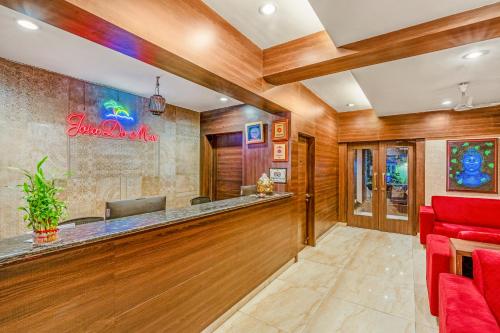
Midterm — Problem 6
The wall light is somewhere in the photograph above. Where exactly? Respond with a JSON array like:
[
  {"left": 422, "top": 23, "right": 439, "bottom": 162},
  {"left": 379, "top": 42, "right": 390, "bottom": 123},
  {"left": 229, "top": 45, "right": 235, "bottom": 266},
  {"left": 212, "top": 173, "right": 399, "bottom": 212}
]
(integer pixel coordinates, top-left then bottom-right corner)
[
  {"left": 219, "top": 97, "right": 228, "bottom": 102},
  {"left": 441, "top": 100, "right": 452, "bottom": 106},
  {"left": 17, "top": 19, "right": 39, "bottom": 30},
  {"left": 346, "top": 103, "right": 355, "bottom": 107}
]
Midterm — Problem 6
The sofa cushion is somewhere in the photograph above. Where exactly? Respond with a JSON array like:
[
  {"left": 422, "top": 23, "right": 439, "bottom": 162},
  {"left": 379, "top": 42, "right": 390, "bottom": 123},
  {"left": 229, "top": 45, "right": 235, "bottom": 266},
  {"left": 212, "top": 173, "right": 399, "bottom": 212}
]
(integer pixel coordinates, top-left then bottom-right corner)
[
  {"left": 473, "top": 249, "right": 500, "bottom": 324},
  {"left": 432, "top": 196, "right": 500, "bottom": 229},
  {"left": 458, "top": 231, "right": 500, "bottom": 245},
  {"left": 434, "top": 222, "right": 500, "bottom": 240},
  {"left": 439, "top": 273, "right": 499, "bottom": 333},
  {"left": 426, "top": 234, "right": 450, "bottom": 316}
]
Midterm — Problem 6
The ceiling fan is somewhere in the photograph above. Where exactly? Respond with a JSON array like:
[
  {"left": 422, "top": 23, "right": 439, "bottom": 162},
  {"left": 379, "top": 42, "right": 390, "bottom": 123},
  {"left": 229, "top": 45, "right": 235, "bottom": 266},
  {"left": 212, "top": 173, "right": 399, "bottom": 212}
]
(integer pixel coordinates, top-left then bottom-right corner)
[{"left": 453, "top": 82, "right": 474, "bottom": 111}]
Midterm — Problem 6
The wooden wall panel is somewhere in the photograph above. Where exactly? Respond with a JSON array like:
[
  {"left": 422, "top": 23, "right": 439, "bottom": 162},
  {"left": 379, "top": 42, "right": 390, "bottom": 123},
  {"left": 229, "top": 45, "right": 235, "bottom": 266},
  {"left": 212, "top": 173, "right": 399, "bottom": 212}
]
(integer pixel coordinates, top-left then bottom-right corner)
[
  {"left": 0, "top": 197, "right": 296, "bottom": 333},
  {"left": 200, "top": 105, "right": 290, "bottom": 196},
  {"left": 415, "top": 139, "right": 426, "bottom": 233},
  {"left": 338, "top": 143, "right": 348, "bottom": 222},
  {"left": 339, "top": 107, "right": 500, "bottom": 142},
  {"left": 215, "top": 132, "right": 243, "bottom": 200},
  {"left": 200, "top": 96, "right": 339, "bottom": 242}
]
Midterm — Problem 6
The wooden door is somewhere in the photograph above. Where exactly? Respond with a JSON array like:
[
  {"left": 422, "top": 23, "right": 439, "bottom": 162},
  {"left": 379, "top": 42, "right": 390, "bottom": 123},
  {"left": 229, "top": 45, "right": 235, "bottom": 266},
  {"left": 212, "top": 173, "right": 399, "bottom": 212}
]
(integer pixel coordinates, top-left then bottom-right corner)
[
  {"left": 347, "top": 143, "right": 380, "bottom": 230},
  {"left": 298, "top": 134, "right": 315, "bottom": 250},
  {"left": 214, "top": 132, "right": 243, "bottom": 200},
  {"left": 378, "top": 141, "right": 415, "bottom": 235}
]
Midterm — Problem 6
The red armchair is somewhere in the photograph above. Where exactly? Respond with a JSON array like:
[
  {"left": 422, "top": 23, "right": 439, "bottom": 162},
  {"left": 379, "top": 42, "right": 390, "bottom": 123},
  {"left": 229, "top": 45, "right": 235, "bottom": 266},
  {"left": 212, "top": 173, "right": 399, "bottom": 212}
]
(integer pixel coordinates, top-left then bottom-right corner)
[
  {"left": 420, "top": 196, "right": 500, "bottom": 245},
  {"left": 439, "top": 249, "right": 500, "bottom": 333}
]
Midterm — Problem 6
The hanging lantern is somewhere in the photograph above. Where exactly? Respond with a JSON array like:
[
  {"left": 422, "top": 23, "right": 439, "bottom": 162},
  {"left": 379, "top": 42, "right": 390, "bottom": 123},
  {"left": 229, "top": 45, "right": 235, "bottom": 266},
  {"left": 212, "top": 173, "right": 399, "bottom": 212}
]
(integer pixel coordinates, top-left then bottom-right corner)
[{"left": 149, "top": 76, "right": 166, "bottom": 116}]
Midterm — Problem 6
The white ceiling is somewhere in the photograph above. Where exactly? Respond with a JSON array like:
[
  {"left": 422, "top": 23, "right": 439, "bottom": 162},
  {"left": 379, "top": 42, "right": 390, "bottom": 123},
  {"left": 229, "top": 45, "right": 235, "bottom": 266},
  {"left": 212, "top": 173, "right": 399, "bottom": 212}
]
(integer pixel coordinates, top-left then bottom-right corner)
[
  {"left": 352, "top": 37, "right": 500, "bottom": 116},
  {"left": 309, "top": 0, "right": 498, "bottom": 47},
  {"left": 202, "top": 0, "right": 324, "bottom": 49},
  {"left": 0, "top": 5, "right": 241, "bottom": 112},
  {"left": 303, "top": 71, "right": 371, "bottom": 112}
]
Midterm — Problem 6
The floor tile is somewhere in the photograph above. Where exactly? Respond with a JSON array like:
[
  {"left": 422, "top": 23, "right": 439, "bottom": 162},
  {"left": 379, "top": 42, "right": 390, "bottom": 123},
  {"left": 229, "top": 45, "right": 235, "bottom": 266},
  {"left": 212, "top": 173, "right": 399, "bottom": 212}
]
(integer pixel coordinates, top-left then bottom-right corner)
[
  {"left": 240, "top": 279, "right": 325, "bottom": 333},
  {"left": 328, "top": 269, "right": 415, "bottom": 320},
  {"left": 215, "top": 225, "right": 435, "bottom": 333},
  {"left": 278, "top": 259, "right": 340, "bottom": 293},
  {"left": 414, "top": 285, "right": 439, "bottom": 328},
  {"left": 215, "top": 311, "right": 283, "bottom": 333},
  {"left": 303, "top": 297, "right": 415, "bottom": 333}
]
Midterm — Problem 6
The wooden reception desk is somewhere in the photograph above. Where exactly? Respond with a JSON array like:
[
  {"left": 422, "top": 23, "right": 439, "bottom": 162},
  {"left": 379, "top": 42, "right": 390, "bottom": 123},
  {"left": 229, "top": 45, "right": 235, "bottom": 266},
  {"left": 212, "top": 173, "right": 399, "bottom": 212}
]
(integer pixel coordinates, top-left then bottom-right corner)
[{"left": 0, "top": 193, "right": 296, "bottom": 332}]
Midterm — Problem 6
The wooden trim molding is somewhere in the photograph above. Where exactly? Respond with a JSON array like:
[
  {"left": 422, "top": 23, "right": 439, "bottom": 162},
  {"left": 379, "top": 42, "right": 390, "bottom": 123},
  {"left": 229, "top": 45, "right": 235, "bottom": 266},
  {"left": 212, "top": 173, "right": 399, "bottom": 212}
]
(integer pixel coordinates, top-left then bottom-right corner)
[
  {"left": 338, "top": 106, "right": 500, "bottom": 143},
  {"left": 263, "top": 3, "right": 500, "bottom": 84}
]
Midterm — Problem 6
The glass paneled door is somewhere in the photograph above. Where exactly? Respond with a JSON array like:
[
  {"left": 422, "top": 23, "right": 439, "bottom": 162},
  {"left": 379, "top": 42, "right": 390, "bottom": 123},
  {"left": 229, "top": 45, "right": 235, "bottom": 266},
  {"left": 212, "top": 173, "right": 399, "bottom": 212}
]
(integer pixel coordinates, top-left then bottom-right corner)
[
  {"left": 347, "top": 141, "right": 415, "bottom": 235},
  {"left": 379, "top": 142, "right": 415, "bottom": 235},
  {"left": 347, "top": 143, "right": 379, "bottom": 230}
]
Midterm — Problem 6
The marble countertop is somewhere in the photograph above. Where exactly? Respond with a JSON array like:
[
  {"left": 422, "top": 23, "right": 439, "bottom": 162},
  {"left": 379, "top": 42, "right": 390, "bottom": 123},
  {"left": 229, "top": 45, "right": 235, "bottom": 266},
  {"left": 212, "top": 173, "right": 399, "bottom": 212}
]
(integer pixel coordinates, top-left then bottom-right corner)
[{"left": 0, "top": 192, "right": 293, "bottom": 266}]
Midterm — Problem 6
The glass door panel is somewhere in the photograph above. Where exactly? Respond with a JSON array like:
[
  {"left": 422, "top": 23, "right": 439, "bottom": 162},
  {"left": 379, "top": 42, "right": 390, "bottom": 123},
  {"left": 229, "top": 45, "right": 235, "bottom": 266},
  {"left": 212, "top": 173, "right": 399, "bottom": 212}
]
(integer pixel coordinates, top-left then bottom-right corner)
[
  {"left": 379, "top": 142, "right": 414, "bottom": 235},
  {"left": 347, "top": 144, "right": 379, "bottom": 230},
  {"left": 353, "top": 149, "right": 374, "bottom": 217},
  {"left": 385, "top": 147, "right": 409, "bottom": 221}
]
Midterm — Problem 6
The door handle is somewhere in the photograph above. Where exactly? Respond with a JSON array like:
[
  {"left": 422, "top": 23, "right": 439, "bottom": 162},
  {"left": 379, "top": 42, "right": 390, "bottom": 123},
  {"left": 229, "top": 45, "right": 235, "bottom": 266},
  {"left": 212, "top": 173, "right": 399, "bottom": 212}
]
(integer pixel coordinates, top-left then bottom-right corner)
[
  {"left": 373, "top": 172, "right": 378, "bottom": 191},
  {"left": 305, "top": 194, "right": 312, "bottom": 202},
  {"left": 381, "top": 172, "right": 386, "bottom": 191}
]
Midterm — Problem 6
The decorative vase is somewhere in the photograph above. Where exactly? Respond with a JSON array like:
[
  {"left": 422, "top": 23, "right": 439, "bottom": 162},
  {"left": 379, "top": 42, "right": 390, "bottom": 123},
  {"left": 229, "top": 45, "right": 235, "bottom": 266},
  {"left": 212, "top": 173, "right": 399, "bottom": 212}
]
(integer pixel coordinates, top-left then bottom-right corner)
[
  {"left": 33, "top": 228, "right": 59, "bottom": 246},
  {"left": 256, "top": 173, "right": 274, "bottom": 197}
]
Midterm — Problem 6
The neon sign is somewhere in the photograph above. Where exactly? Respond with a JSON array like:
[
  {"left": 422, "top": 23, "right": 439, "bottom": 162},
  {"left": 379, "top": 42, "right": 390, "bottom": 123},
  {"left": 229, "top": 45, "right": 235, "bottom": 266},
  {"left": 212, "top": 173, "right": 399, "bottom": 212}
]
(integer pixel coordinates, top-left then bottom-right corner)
[
  {"left": 66, "top": 113, "right": 158, "bottom": 143},
  {"left": 103, "top": 100, "right": 134, "bottom": 121}
]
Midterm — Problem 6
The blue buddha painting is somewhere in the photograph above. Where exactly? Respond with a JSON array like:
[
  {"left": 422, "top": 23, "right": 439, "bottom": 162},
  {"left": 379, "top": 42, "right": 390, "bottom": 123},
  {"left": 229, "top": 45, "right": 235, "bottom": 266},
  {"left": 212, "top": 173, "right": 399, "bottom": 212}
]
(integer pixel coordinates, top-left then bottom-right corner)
[{"left": 447, "top": 139, "right": 497, "bottom": 193}]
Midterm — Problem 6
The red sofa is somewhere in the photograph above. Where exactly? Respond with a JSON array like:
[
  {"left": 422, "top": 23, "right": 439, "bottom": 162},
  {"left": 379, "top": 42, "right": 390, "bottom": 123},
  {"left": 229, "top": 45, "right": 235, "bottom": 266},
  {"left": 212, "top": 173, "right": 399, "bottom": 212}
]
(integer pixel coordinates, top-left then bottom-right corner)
[
  {"left": 426, "top": 231, "right": 500, "bottom": 316},
  {"left": 420, "top": 196, "right": 500, "bottom": 245},
  {"left": 439, "top": 249, "right": 500, "bottom": 333}
]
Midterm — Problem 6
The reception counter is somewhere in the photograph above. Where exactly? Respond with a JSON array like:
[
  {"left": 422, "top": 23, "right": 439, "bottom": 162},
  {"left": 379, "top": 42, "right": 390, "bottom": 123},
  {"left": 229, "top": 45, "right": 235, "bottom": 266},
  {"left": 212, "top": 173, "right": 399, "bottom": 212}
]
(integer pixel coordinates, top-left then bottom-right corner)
[{"left": 0, "top": 193, "right": 296, "bottom": 332}]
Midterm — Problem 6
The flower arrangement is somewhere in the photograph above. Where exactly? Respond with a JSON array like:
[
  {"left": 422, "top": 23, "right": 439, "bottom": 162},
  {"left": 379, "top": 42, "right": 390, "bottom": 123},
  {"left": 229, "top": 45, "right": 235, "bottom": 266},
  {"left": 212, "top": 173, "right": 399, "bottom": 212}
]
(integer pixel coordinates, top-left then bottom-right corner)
[{"left": 18, "top": 156, "right": 67, "bottom": 244}]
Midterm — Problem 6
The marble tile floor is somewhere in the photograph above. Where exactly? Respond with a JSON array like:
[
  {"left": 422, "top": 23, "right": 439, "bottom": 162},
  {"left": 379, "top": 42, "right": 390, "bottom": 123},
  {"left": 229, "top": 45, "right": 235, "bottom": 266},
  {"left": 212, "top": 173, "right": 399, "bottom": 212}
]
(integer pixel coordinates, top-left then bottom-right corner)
[{"left": 215, "top": 224, "right": 439, "bottom": 333}]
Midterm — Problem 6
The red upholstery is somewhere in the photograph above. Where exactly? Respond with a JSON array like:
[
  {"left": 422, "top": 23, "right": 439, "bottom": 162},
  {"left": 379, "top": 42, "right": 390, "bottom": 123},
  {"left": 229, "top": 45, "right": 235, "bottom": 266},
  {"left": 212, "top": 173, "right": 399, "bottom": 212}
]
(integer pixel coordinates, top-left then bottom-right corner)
[
  {"left": 459, "top": 231, "right": 500, "bottom": 245},
  {"left": 419, "top": 196, "right": 500, "bottom": 244},
  {"left": 439, "top": 274, "right": 499, "bottom": 333},
  {"left": 420, "top": 205, "right": 435, "bottom": 244},
  {"left": 473, "top": 249, "right": 500, "bottom": 324},
  {"left": 432, "top": 196, "right": 500, "bottom": 228},
  {"left": 434, "top": 222, "right": 500, "bottom": 240},
  {"left": 426, "top": 234, "right": 450, "bottom": 316}
]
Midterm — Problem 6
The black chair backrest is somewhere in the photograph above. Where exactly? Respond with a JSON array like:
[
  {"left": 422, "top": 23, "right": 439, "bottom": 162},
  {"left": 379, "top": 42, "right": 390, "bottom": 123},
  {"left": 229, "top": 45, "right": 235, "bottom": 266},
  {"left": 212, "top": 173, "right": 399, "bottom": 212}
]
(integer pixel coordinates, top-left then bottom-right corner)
[
  {"left": 105, "top": 196, "right": 166, "bottom": 220},
  {"left": 240, "top": 185, "right": 257, "bottom": 196},
  {"left": 190, "top": 196, "right": 211, "bottom": 205},
  {"left": 60, "top": 217, "right": 103, "bottom": 226}
]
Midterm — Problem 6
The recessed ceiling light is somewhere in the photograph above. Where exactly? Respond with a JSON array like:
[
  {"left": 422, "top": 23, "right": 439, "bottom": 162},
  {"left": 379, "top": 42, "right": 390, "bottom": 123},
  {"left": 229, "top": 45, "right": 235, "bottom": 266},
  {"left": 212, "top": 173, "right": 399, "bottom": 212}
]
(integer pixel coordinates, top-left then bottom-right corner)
[
  {"left": 463, "top": 50, "right": 489, "bottom": 60},
  {"left": 259, "top": 3, "right": 277, "bottom": 16},
  {"left": 219, "top": 97, "right": 228, "bottom": 102},
  {"left": 16, "top": 19, "right": 39, "bottom": 30},
  {"left": 441, "top": 100, "right": 452, "bottom": 106},
  {"left": 346, "top": 103, "right": 355, "bottom": 107}
]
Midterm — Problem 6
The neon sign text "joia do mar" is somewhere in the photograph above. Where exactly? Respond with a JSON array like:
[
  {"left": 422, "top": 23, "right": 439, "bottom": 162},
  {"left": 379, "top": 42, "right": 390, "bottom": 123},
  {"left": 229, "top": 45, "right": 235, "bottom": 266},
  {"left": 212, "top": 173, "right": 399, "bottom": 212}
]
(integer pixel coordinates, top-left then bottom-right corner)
[{"left": 65, "top": 113, "right": 159, "bottom": 143}]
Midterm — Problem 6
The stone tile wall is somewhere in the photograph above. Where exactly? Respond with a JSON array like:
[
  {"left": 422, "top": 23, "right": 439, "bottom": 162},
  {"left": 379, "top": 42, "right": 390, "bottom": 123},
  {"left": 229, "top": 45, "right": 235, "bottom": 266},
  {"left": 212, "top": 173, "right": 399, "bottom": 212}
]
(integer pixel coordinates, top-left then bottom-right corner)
[{"left": 0, "top": 57, "right": 200, "bottom": 239}]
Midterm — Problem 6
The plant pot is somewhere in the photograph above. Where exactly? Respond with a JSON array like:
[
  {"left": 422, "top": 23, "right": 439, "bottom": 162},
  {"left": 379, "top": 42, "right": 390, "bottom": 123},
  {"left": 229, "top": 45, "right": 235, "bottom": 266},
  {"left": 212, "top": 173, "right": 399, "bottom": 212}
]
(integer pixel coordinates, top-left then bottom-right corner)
[{"left": 33, "top": 228, "right": 59, "bottom": 245}]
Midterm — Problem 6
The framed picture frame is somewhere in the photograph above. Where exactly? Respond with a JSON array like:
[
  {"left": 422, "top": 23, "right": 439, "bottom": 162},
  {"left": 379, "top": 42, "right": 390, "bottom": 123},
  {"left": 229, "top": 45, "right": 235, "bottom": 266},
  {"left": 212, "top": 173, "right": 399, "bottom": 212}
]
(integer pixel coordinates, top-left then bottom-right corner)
[
  {"left": 273, "top": 142, "right": 288, "bottom": 162},
  {"left": 272, "top": 119, "right": 289, "bottom": 141},
  {"left": 245, "top": 121, "right": 264, "bottom": 144},
  {"left": 269, "top": 168, "right": 287, "bottom": 184},
  {"left": 446, "top": 138, "right": 498, "bottom": 194}
]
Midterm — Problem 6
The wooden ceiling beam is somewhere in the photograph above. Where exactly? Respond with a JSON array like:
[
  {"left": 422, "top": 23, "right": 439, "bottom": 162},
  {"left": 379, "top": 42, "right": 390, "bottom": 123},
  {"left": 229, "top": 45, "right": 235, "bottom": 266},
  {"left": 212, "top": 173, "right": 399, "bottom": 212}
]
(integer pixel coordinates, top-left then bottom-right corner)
[{"left": 263, "top": 3, "right": 500, "bottom": 85}]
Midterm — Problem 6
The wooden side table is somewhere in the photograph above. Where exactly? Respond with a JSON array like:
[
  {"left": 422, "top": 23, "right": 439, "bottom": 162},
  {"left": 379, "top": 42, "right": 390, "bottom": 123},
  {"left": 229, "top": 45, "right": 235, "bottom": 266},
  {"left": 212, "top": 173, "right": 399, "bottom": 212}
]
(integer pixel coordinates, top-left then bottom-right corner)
[{"left": 449, "top": 238, "right": 500, "bottom": 275}]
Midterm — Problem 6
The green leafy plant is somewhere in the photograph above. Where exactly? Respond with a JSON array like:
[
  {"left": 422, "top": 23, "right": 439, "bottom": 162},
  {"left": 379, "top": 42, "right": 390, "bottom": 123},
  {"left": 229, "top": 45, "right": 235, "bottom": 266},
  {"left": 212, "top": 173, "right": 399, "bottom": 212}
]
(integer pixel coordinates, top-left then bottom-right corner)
[{"left": 17, "top": 157, "right": 67, "bottom": 231}]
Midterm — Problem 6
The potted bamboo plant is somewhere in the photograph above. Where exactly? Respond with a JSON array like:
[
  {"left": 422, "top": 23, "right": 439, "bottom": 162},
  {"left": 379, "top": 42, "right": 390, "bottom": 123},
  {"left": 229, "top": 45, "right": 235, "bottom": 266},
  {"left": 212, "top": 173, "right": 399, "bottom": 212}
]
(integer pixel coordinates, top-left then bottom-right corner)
[{"left": 18, "top": 156, "right": 67, "bottom": 245}]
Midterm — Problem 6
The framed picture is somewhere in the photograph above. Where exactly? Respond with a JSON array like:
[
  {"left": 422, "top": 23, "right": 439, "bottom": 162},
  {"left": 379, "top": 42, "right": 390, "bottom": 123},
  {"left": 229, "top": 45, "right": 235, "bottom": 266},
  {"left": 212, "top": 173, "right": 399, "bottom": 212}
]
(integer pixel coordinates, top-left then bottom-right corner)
[
  {"left": 269, "top": 168, "right": 287, "bottom": 184},
  {"left": 446, "top": 138, "right": 498, "bottom": 193},
  {"left": 273, "top": 142, "right": 288, "bottom": 162},
  {"left": 272, "top": 119, "right": 289, "bottom": 141},
  {"left": 245, "top": 121, "right": 264, "bottom": 144}
]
